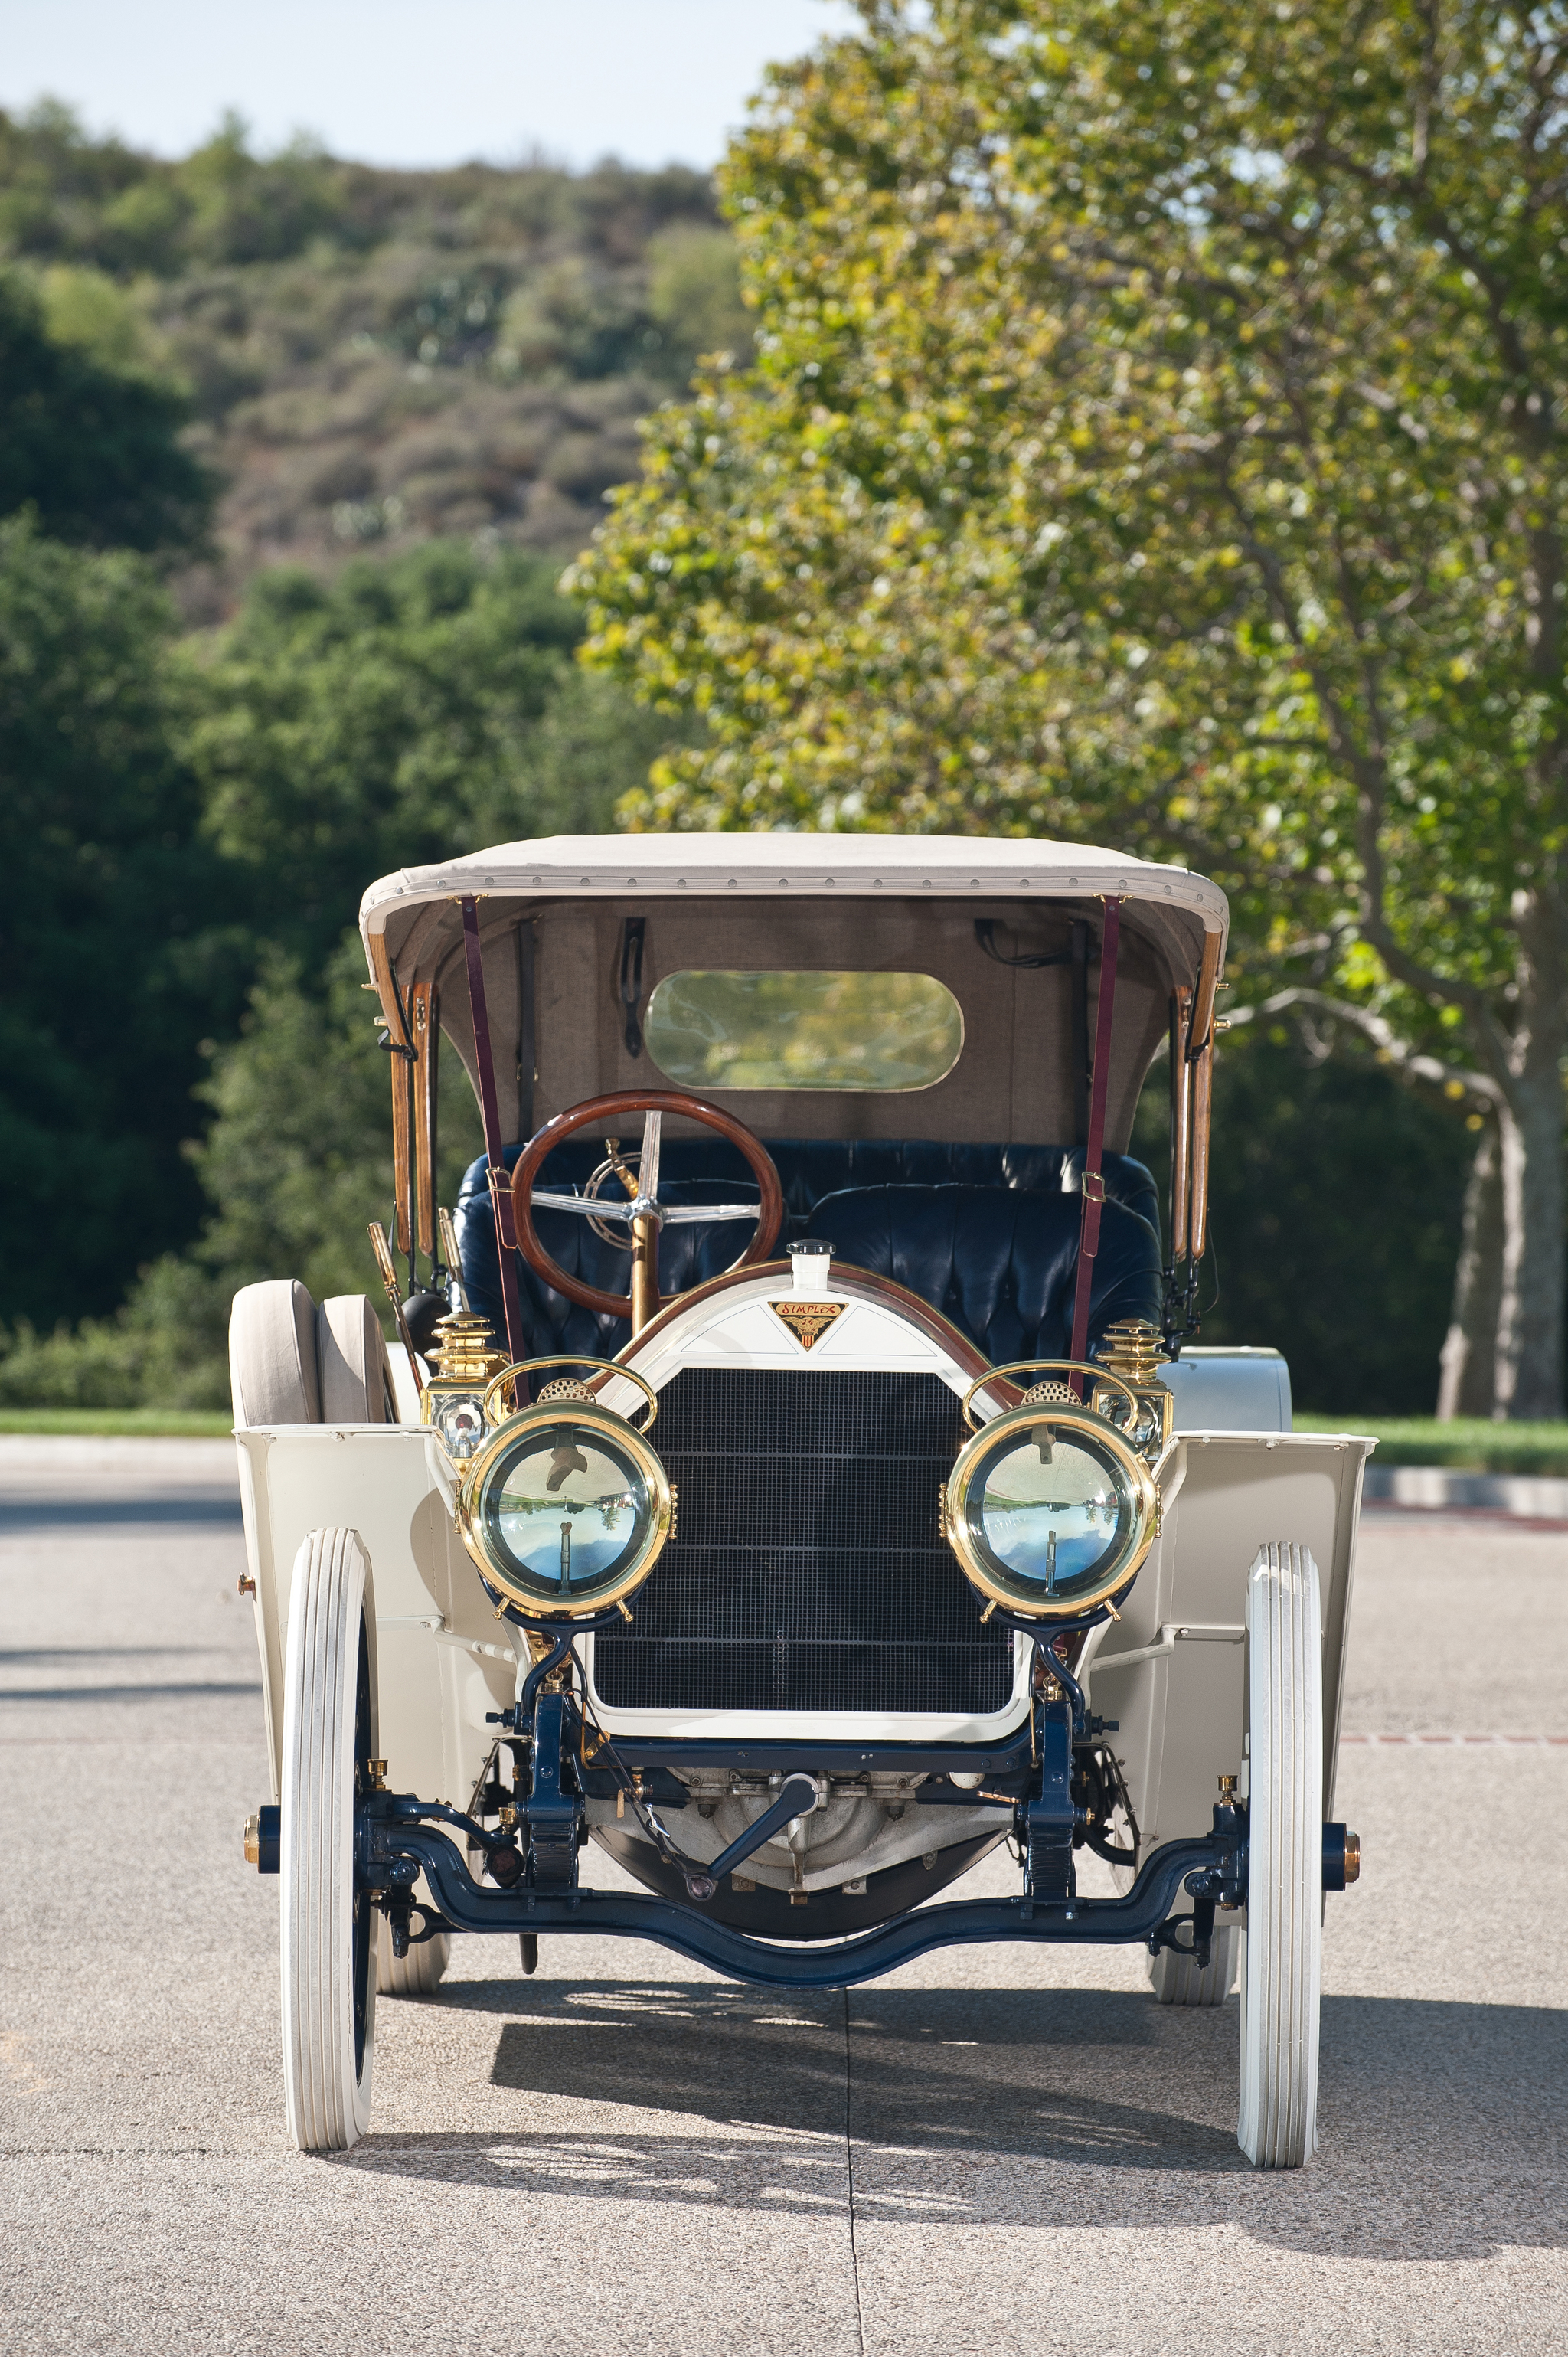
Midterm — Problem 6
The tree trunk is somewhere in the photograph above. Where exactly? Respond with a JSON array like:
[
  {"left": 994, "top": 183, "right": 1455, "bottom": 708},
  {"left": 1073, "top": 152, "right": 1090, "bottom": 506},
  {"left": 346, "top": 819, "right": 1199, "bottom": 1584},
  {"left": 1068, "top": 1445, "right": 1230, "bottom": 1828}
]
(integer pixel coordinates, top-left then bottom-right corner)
[
  {"left": 1491, "top": 1079, "right": 1565, "bottom": 1418},
  {"left": 1488, "top": 890, "right": 1566, "bottom": 1422},
  {"left": 1436, "top": 1123, "right": 1503, "bottom": 1420}
]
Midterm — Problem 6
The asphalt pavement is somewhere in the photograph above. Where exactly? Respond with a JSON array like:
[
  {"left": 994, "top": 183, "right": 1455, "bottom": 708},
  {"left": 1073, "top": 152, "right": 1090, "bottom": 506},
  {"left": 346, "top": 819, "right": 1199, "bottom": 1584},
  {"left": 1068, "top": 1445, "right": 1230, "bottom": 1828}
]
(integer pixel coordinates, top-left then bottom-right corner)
[{"left": 1, "top": 1436, "right": 1564, "bottom": 2356}]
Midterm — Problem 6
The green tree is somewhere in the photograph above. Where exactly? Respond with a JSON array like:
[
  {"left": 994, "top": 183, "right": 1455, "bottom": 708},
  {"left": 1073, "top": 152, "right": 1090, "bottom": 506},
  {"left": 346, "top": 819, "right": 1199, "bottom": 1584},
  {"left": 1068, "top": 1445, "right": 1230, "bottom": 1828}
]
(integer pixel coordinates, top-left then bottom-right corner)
[
  {"left": 0, "top": 518, "right": 246, "bottom": 1329},
  {"left": 645, "top": 223, "right": 755, "bottom": 380},
  {"left": 0, "top": 943, "right": 484, "bottom": 1411},
  {"left": 2, "top": 538, "right": 678, "bottom": 1401},
  {"left": 175, "top": 538, "right": 682, "bottom": 1309},
  {"left": 63, "top": 546, "right": 676, "bottom": 1395},
  {"left": 1134, "top": 1029, "right": 1472, "bottom": 1414},
  {"left": 572, "top": 0, "right": 1568, "bottom": 1417},
  {"left": 0, "top": 272, "right": 211, "bottom": 549},
  {"left": 188, "top": 540, "right": 678, "bottom": 972}
]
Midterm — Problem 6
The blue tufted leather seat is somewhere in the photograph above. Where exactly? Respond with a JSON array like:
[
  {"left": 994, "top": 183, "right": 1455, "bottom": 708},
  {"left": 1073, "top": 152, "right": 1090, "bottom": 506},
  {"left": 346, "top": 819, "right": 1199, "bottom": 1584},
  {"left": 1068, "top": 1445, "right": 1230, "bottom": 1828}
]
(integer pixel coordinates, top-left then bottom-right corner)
[
  {"left": 806, "top": 1185, "right": 1161, "bottom": 1365},
  {"left": 739, "top": 1139, "right": 1158, "bottom": 1237},
  {"left": 456, "top": 1138, "right": 1162, "bottom": 1368}
]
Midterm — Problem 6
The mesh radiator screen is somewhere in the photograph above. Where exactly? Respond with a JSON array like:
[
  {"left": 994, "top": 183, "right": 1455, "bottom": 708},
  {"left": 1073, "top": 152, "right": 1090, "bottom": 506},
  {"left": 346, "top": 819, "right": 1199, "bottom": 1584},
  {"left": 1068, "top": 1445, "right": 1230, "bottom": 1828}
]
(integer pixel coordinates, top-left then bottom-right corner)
[{"left": 593, "top": 1367, "right": 1014, "bottom": 1715}]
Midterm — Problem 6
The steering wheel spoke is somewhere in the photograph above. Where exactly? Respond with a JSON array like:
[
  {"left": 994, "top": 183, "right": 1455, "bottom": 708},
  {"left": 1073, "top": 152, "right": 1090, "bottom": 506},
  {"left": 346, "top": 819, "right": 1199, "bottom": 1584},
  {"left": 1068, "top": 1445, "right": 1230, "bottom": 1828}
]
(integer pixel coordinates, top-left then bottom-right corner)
[
  {"left": 639, "top": 1109, "right": 662, "bottom": 1204},
  {"left": 530, "top": 1192, "right": 761, "bottom": 1224},
  {"left": 512, "top": 1091, "right": 784, "bottom": 1326}
]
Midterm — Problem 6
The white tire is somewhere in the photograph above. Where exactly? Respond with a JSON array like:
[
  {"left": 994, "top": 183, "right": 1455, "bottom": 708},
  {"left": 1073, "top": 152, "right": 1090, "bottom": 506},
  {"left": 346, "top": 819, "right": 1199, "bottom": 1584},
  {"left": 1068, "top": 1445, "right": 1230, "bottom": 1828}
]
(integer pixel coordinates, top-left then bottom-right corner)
[
  {"left": 377, "top": 1916, "right": 450, "bottom": 1996},
  {"left": 1237, "top": 1541, "right": 1323, "bottom": 2169},
  {"left": 1150, "top": 1924, "right": 1240, "bottom": 2006},
  {"left": 281, "top": 1528, "right": 378, "bottom": 2152}
]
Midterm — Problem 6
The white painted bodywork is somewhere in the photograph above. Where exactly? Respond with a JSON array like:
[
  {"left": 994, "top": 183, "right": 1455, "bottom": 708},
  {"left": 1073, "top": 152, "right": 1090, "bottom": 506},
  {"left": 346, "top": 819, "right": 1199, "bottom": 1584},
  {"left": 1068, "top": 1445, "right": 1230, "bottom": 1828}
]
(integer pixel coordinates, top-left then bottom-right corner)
[
  {"left": 1086, "top": 1431, "right": 1374, "bottom": 1851},
  {"left": 237, "top": 1424, "right": 516, "bottom": 1809},
  {"left": 236, "top": 1285, "right": 1373, "bottom": 1898}
]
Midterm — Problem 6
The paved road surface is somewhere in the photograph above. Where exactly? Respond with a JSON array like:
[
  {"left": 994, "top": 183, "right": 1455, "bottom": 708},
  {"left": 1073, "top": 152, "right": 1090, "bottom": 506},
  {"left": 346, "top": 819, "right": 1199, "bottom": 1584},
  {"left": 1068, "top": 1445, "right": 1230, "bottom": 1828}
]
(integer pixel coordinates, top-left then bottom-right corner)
[{"left": 2, "top": 1438, "right": 1564, "bottom": 2355}]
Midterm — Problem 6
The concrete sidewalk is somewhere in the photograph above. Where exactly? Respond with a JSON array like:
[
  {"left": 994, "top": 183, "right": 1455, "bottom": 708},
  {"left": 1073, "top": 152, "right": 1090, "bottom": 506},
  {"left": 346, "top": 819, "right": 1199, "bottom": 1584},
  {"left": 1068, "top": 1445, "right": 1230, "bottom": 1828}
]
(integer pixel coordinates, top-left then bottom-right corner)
[{"left": 1363, "top": 1459, "right": 1568, "bottom": 1521}]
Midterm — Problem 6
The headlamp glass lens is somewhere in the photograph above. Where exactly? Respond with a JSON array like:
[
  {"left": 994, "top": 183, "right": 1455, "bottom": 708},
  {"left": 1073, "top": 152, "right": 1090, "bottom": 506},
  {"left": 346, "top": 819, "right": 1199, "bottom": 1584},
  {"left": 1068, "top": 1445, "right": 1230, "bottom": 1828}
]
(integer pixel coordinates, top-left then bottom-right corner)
[
  {"left": 964, "top": 1420, "right": 1135, "bottom": 1606},
  {"left": 478, "top": 1421, "right": 655, "bottom": 1603}
]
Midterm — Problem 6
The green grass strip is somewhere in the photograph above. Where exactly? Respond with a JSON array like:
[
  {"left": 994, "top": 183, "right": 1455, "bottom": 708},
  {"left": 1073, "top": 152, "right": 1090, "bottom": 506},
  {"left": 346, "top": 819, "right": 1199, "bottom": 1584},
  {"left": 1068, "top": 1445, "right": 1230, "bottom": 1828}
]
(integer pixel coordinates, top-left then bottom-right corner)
[
  {"left": 1293, "top": 1412, "right": 1568, "bottom": 1475},
  {"left": 4, "top": 1405, "right": 1566, "bottom": 1469},
  {"left": 0, "top": 1408, "right": 234, "bottom": 1437}
]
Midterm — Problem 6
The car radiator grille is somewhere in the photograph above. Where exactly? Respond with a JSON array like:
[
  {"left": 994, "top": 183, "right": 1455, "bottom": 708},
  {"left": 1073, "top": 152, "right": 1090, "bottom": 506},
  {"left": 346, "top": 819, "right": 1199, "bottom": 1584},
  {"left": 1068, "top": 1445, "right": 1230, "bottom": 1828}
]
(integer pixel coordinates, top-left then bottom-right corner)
[{"left": 593, "top": 1367, "right": 1014, "bottom": 1715}]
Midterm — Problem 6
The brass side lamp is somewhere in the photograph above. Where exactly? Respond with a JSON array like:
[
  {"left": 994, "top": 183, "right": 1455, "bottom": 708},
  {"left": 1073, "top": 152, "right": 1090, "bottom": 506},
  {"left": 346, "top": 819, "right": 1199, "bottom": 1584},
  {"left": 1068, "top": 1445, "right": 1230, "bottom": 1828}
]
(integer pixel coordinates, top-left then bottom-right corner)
[
  {"left": 421, "top": 1311, "right": 509, "bottom": 1462},
  {"left": 1092, "top": 1318, "right": 1175, "bottom": 1457}
]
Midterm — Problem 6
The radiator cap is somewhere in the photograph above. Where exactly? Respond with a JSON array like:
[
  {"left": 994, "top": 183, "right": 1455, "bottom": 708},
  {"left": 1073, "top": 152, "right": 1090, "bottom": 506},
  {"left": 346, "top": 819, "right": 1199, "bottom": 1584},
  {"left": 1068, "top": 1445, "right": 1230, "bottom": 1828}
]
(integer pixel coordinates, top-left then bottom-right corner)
[{"left": 790, "top": 1238, "right": 834, "bottom": 1298}]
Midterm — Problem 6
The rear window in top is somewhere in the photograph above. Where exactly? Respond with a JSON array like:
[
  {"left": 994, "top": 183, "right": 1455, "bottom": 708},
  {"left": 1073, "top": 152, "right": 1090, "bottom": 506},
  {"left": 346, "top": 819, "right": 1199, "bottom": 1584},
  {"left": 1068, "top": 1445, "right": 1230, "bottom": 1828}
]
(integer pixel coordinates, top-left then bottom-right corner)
[{"left": 643, "top": 970, "right": 963, "bottom": 1092}]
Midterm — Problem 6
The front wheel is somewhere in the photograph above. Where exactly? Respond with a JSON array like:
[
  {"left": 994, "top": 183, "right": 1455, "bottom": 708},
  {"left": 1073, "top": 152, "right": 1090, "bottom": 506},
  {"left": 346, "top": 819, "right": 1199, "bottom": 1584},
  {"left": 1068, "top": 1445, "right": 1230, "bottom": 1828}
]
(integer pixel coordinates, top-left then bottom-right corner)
[
  {"left": 281, "top": 1527, "right": 378, "bottom": 2151},
  {"left": 1237, "top": 1541, "right": 1323, "bottom": 2169}
]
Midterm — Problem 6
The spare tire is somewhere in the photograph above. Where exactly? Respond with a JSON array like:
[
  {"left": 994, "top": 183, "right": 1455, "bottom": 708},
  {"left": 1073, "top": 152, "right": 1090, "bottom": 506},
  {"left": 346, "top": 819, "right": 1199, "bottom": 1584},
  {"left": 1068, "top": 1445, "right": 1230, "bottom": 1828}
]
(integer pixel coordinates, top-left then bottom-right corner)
[
  {"left": 230, "top": 1280, "right": 322, "bottom": 1427},
  {"left": 318, "top": 1296, "right": 397, "bottom": 1424}
]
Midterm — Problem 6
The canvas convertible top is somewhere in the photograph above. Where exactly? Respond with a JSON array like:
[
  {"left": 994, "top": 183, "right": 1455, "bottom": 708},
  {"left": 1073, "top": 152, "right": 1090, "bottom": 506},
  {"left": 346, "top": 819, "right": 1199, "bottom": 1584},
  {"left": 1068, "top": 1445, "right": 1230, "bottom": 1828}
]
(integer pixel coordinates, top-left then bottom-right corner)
[
  {"left": 358, "top": 833, "right": 1228, "bottom": 1161},
  {"left": 361, "top": 831, "right": 1227, "bottom": 973}
]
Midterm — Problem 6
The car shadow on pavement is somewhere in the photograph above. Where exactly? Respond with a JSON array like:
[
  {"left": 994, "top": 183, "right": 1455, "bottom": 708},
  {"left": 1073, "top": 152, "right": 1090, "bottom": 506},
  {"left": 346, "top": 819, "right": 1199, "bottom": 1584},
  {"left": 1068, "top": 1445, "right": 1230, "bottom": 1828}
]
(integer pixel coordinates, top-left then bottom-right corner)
[
  {"left": 0, "top": 1496, "right": 243, "bottom": 1528},
  {"left": 334, "top": 1977, "right": 1566, "bottom": 2257},
  {"left": 0, "top": 1641, "right": 263, "bottom": 1705}
]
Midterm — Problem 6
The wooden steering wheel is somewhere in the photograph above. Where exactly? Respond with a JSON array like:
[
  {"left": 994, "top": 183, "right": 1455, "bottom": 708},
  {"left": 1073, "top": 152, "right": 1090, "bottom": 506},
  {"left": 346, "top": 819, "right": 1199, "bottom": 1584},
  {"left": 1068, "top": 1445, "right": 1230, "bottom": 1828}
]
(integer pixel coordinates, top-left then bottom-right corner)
[{"left": 511, "top": 1090, "right": 784, "bottom": 1326}]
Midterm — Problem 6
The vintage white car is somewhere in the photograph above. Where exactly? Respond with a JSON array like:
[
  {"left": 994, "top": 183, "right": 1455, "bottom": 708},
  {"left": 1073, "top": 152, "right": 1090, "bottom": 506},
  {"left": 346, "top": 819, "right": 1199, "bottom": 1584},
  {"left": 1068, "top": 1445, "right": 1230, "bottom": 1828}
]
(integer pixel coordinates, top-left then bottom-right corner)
[{"left": 232, "top": 833, "right": 1367, "bottom": 2166}]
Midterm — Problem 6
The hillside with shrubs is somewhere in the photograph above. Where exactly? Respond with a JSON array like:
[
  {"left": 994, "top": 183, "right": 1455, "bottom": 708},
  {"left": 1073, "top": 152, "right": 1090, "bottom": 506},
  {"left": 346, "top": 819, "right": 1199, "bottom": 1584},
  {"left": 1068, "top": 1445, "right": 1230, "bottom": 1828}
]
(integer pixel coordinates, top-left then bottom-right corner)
[{"left": 1, "top": 101, "right": 750, "bottom": 616}]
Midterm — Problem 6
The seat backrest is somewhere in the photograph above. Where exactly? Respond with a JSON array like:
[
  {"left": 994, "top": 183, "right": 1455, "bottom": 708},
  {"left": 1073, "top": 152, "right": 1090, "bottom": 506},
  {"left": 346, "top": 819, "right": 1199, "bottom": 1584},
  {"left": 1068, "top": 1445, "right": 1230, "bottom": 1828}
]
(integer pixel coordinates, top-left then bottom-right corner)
[
  {"left": 456, "top": 1137, "right": 1160, "bottom": 1344},
  {"left": 807, "top": 1185, "right": 1162, "bottom": 1365},
  {"left": 456, "top": 1142, "right": 1163, "bottom": 1369},
  {"left": 766, "top": 1139, "right": 1161, "bottom": 1237},
  {"left": 458, "top": 1136, "right": 1159, "bottom": 1233}
]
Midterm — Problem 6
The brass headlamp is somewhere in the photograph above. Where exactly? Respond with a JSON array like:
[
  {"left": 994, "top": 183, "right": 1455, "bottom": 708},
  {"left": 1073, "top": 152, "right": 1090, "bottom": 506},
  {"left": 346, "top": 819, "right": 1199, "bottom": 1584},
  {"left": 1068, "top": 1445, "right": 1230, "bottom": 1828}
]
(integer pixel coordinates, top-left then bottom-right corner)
[
  {"left": 941, "top": 1362, "right": 1160, "bottom": 1621},
  {"left": 454, "top": 1358, "right": 673, "bottom": 1620}
]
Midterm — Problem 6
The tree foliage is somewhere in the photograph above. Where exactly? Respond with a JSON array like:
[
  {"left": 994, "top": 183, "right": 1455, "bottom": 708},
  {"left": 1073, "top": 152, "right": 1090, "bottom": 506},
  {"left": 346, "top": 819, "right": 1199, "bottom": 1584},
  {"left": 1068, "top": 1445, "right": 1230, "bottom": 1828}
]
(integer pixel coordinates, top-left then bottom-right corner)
[
  {"left": 0, "top": 101, "right": 722, "bottom": 285},
  {"left": 573, "top": 0, "right": 1568, "bottom": 1412},
  {"left": 0, "top": 518, "right": 245, "bottom": 1329},
  {"left": 1136, "top": 1031, "right": 1472, "bottom": 1414},
  {"left": 185, "top": 540, "right": 681, "bottom": 972},
  {"left": 0, "top": 271, "right": 211, "bottom": 550},
  {"left": 184, "top": 939, "right": 481, "bottom": 1331},
  {"left": 0, "top": 525, "right": 680, "bottom": 1356}
]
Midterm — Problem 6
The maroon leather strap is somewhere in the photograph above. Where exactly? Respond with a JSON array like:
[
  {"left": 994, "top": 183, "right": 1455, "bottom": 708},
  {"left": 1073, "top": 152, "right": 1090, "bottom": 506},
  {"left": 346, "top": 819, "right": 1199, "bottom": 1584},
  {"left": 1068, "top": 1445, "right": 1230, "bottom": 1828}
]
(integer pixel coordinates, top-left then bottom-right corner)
[
  {"left": 459, "top": 895, "right": 525, "bottom": 1362},
  {"left": 1068, "top": 897, "right": 1122, "bottom": 1383}
]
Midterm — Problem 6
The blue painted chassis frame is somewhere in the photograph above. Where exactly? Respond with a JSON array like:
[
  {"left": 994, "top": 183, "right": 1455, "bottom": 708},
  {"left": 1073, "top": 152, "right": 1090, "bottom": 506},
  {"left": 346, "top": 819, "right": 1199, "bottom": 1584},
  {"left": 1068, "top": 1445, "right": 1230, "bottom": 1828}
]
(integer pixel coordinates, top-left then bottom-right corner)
[
  {"left": 356, "top": 1653, "right": 1256, "bottom": 1989},
  {"left": 364, "top": 1809, "right": 1244, "bottom": 1992}
]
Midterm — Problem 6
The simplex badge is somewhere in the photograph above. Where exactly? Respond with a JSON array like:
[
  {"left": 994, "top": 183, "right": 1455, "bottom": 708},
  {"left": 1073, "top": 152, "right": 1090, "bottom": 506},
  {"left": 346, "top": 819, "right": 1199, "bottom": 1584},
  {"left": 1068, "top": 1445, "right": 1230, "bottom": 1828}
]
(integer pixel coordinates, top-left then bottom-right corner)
[{"left": 768, "top": 1299, "right": 844, "bottom": 1350}]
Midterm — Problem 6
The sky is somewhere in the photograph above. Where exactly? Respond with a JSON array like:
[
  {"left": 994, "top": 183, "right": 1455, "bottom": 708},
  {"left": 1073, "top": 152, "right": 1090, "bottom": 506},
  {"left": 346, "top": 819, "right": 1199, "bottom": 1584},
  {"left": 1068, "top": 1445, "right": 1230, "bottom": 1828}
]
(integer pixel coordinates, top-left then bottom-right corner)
[{"left": 2, "top": 0, "right": 861, "bottom": 172}]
